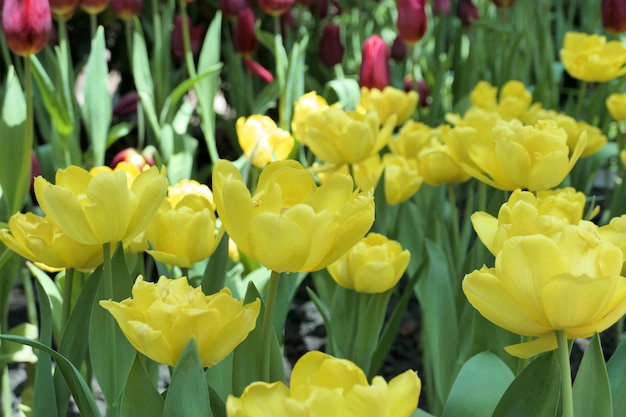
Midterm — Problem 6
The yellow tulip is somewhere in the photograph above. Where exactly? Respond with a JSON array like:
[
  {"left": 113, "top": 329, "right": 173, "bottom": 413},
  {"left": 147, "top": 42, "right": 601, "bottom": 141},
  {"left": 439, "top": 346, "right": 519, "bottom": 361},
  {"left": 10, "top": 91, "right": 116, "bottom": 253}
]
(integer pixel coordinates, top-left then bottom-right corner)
[
  {"left": 358, "top": 86, "right": 418, "bottom": 127},
  {"left": 600, "top": 215, "right": 626, "bottom": 274},
  {"left": 471, "top": 188, "right": 587, "bottom": 255},
  {"left": 497, "top": 80, "right": 532, "bottom": 120},
  {"left": 448, "top": 119, "right": 585, "bottom": 191},
  {"left": 351, "top": 154, "right": 383, "bottom": 192},
  {"left": 291, "top": 91, "right": 333, "bottom": 145},
  {"left": 237, "top": 115, "right": 294, "bottom": 168},
  {"left": 382, "top": 153, "right": 422, "bottom": 205},
  {"left": 303, "top": 108, "right": 395, "bottom": 165},
  {"left": 470, "top": 81, "right": 498, "bottom": 111},
  {"left": 391, "top": 120, "right": 439, "bottom": 157},
  {"left": 607, "top": 92, "right": 626, "bottom": 122},
  {"left": 463, "top": 221, "right": 626, "bottom": 358},
  {"left": 560, "top": 32, "right": 626, "bottom": 82},
  {"left": 212, "top": 159, "right": 375, "bottom": 273},
  {"left": 226, "top": 350, "right": 421, "bottom": 417},
  {"left": 34, "top": 165, "right": 168, "bottom": 245},
  {"left": 327, "top": 233, "right": 410, "bottom": 293},
  {"left": 100, "top": 275, "right": 260, "bottom": 367},
  {"left": 0, "top": 212, "right": 103, "bottom": 271},
  {"left": 146, "top": 180, "right": 222, "bottom": 268}
]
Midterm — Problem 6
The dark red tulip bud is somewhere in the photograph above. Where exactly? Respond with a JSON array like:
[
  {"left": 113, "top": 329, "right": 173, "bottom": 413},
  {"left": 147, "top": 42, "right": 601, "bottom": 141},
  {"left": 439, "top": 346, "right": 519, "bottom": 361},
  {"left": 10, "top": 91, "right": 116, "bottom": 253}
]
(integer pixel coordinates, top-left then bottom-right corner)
[
  {"left": 171, "top": 15, "right": 205, "bottom": 60},
  {"left": 318, "top": 23, "right": 344, "bottom": 67},
  {"left": 113, "top": 91, "right": 139, "bottom": 117},
  {"left": 404, "top": 76, "right": 430, "bottom": 108},
  {"left": 2, "top": 0, "right": 52, "bottom": 56},
  {"left": 432, "top": 0, "right": 450, "bottom": 15},
  {"left": 79, "top": 0, "right": 109, "bottom": 14},
  {"left": 359, "top": 34, "right": 391, "bottom": 91},
  {"left": 243, "top": 58, "right": 274, "bottom": 83},
  {"left": 457, "top": 0, "right": 479, "bottom": 27},
  {"left": 492, "top": 0, "right": 515, "bottom": 7},
  {"left": 397, "top": 0, "right": 427, "bottom": 44},
  {"left": 111, "top": 148, "right": 155, "bottom": 171},
  {"left": 390, "top": 35, "right": 408, "bottom": 62},
  {"left": 602, "top": 0, "right": 626, "bottom": 34},
  {"left": 234, "top": 7, "right": 258, "bottom": 57},
  {"left": 220, "top": 0, "right": 247, "bottom": 19},
  {"left": 30, "top": 153, "right": 41, "bottom": 188},
  {"left": 296, "top": 0, "right": 315, "bottom": 6},
  {"left": 49, "top": 0, "right": 78, "bottom": 17},
  {"left": 111, "top": 0, "right": 142, "bottom": 19},
  {"left": 258, "top": 0, "right": 294, "bottom": 16}
]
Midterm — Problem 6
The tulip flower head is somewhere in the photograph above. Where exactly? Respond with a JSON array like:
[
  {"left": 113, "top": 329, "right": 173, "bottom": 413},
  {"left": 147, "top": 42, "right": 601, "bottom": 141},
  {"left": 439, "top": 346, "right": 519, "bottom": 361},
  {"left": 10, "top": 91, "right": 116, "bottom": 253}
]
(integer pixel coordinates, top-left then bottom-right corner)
[
  {"left": 212, "top": 159, "right": 375, "bottom": 273},
  {"left": 359, "top": 34, "right": 391, "bottom": 91},
  {"left": 79, "top": 0, "right": 109, "bottom": 14},
  {"left": 49, "top": 0, "right": 78, "bottom": 17},
  {"left": 457, "top": 0, "right": 479, "bottom": 27},
  {"left": 220, "top": 0, "right": 247, "bottom": 19},
  {"left": 2, "top": 0, "right": 52, "bottom": 56},
  {"left": 111, "top": 0, "right": 143, "bottom": 20},
  {"left": 234, "top": 7, "right": 274, "bottom": 83},
  {"left": 358, "top": 86, "right": 418, "bottom": 127},
  {"left": 291, "top": 91, "right": 333, "bottom": 145},
  {"left": 328, "top": 233, "right": 410, "bottom": 293},
  {"left": 390, "top": 35, "right": 408, "bottom": 62},
  {"left": 236, "top": 115, "right": 295, "bottom": 168},
  {"left": 100, "top": 276, "right": 261, "bottom": 367},
  {"left": 382, "top": 153, "right": 423, "bottom": 204},
  {"left": 602, "top": 0, "right": 626, "bottom": 34},
  {"left": 258, "top": 0, "right": 294, "bottom": 16},
  {"left": 318, "top": 23, "right": 344, "bottom": 67},
  {"left": 606, "top": 92, "right": 626, "bottom": 122},
  {"left": 560, "top": 32, "right": 626, "bottom": 82},
  {"left": 397, "top": 0, "right": 427, "bottom": 45},
  {"left": 111, "top": 147, "right": 154, "bottom": 172},
  {"left": 171, "top": 15, "right": 205, "bottom": 60},
  {"left": 432, "top": 0, "right": 450, "bottom": 15},
  {"left": 226, "top": 350, "right": 421, "bottom": 417},
  {"left": 463, "top": 221, "right": 626, "bottom": 358},
  {"left": 34, "top": 165, "right": 168, "bottom": 246}
]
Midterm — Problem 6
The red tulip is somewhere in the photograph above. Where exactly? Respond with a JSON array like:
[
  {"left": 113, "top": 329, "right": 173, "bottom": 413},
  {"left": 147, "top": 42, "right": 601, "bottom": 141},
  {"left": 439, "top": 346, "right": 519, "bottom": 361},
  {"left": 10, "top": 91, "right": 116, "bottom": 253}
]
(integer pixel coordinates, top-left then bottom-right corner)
[
  {"left": 397, "top": 0, "right": 427, "bottom": 44},
  {"left": 390, "top": 35, "right": 408, "bottom": 62},
  {"left": 492, "top": 0, "right": 515, "bottom": 7},
  {"left": 220, "top": 0, "right": 247, "bottom": 19},
  {"left": 457, "top": 0, "right": 479, "bottom": 27},
  {"left": 171, "top": 15, "right": 205, "bottom": 60},
  {"left": 111, "top": 148, "right": 155, "bottom": 171},
  {"left": 113, "top": 91, "right": 139, "bottom": 117},
  {"left": 234, "top": 6, "right": 258, "bottom": 57},
  {"left": 258, "top": 0, "right": 294, "bottom": 16},
  {"left": 111, "top": 0, "right": 143, "bottom": 19},
  {"left": 432, "top": 0, "right": 450, "bottom": 15},
  {"left": 2, "top": 0, "right": 52, "bottom": 56},
  {"left": 602, "top": 0, "right": 626, "bottom": 34},
  {"left": 243, "top": 58, "right": 274, "bottom": 83},
  {"left": 79, "top": 0, "right": 109, "bottom": 14},
  {"left": 49, "top": 0, "right": 78, "bottom": 16},
  {"left": 318, "top": 23, "right": 344, "bottom": 67},
  {"left": 359, "top": 34, "right": 391, "bottom": 90}
]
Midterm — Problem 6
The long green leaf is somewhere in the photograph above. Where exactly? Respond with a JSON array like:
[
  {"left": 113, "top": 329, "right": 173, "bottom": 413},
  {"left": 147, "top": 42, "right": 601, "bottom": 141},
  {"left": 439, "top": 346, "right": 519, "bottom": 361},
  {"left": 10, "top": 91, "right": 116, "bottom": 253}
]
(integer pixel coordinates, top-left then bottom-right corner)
[
  {"left": 33, "top": 279, "right": 58, "bottom": 417},
  {"left": 441, "top": 352, "right": 513, "bottom": 417},
  {"left": 573, "top": 333, "right": 613, "bottom": 417},
  {"left": 119, "top": 355, "right": 164, "bottom": 417},
  {"left": 201, "top": 232, "right": 229, "bottom": 295},
  {"left": 608, "top": 332, "right": 626, "bottom": 416},
  {"left": 132, "top": 19, "right": 161, "bottom": 142},
  {"left": 0, "top": 334, "right": 101, "bottom": 417},
  {"left": 29, "top": 56, "right": 73, "bottom": 135}
]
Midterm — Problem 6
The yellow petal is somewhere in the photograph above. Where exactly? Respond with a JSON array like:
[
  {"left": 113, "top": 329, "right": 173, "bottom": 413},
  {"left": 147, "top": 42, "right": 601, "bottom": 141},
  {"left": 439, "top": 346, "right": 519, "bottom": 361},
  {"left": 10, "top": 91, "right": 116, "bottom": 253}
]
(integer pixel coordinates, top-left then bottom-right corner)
[{"left": 504, "top": 333, "right": 558, "bottom": 359}]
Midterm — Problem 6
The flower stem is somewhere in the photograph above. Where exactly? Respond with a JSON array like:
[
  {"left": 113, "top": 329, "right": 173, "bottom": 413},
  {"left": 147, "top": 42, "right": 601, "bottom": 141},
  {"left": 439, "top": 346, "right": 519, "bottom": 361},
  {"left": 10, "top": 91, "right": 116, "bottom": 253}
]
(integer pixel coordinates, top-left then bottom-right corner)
[
  {"left": 178, "top": 0, "right": 197, "bottom": 79},
  {"left": 103, "top": 242, "right": 113, "bottom": 300},
  {"left": 62, "top": 268, "right": 75, "bottom": 327},
  {"left": 575, "top": 81, "right": 587, "bottom": 120},
  {"left": 556, "top": 330, "right": 574, "bottom": 417},
  {"left": 89, "top": 13, "right": 97, "bottom": 39},
  {"left": 261, "top": 270, "right": 281, "bottom": 381}
]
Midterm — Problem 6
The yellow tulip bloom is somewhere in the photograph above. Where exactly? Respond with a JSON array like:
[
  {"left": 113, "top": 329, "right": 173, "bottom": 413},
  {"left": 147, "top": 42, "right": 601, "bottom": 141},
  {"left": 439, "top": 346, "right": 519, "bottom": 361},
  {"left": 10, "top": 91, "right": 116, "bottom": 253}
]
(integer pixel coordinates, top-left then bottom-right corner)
[
  {"left": 382, "top": 153, "right": 422, "bottom": 205},
  {"left": 358, "top": 86, "right": 418, "bottom": 127},
  {"left": 471, "top": 188, "right": 587, "bottom": 255},
  {"left": 327, "top": 233, "right": 410, "bottom": 293},
  {"left": 0, "top": 212, "right": 103, "bottom": 271},
  {"left": 100, "top": 275, "right": 260, "bottom": 367},
  {"left": 303, "top": 108, "right": 395, "bottom": 165},
  {"left": 607, "top": 92, "right": 626, "bottom": 122},
  {"left": 291, "top": 91, "right": 333, "bottom": 145},
  {"left": 226, "top": 350, "right": 421, "bottom": 417},
  {"left": 560, "top": 32, "right": 626, "bottom": 82},
  {"left": 600, "top": 215, "right": 626, "bottom": 274},
  {"left": 237, "top": 115, "right": 294, "bottom": 168},
  {"left": 212, "top": 159, "right": 375, "bottom": 273},
  {"left": 146, "top": 179, "right": 222, "bottom": 268},
  {"left": 34, "top": 165, "right": 168, "bottom": 245},
  {"left": 463, "top": 221, "right": 626, "bottom": 358}
]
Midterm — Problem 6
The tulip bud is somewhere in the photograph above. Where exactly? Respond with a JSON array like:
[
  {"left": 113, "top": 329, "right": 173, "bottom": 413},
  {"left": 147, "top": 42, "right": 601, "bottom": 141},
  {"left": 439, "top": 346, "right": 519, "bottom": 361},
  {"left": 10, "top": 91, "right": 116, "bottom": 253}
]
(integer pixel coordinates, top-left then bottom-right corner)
[
  {"left": 111, "top": 148, "right": 155, "bottom": 171},
  {"left": 49, "top": 0, "right": 78, "bottom": 17},
  {"left": 2, "top": 0, "right": 52, "bottom": 56},
  {"left": 492, "top": 0, "right": 515, "bottom": 7},
  {"left": 359, "top": 34, "right": 391, "bottom": 90},
  {"left": 30, "top": 153, "right": 41, "bottom": 188},
  {"left": 432, "top": 0, "right": 450, "bottom": 15},
  {"left": 457, "top": 0, "right": 479, "bottom": 27},
  {"left": 234, "top": 6, "right": 258, "bottom": 56},
  {"left": 391, "top": 35, "right": 408, "bottom": 62},
  {"left": 602, "top": 0, "right": 626, "bottom": 34},
  {"left": 258, "top": 0, "right": 294, "bottom": 16},
  {"left": 171, "top": 15, "right": 205, "bottom": 60},
  {"left": 318, "top": 23, "right": 344, "bottom": 67},
  {"left": 397, "top": 0, "right": 427, "bottom": 45},
  {"left": 79, "top": 0, "right": 110, "bottom": 14},
  {"left": 113, "top": 91, "right": 139, "bottom": 117},
  {"left": 404, "top": 76, "right": 430, "bottom": 107},
  {"left": 220, "top": 0, "right": 247, "bottom": 19},
  {"left": 243, "top": 57, "right": 274, "bottom": 83},
  {"left": 111, "top": 0, "right": 143, "bottom": 20}
]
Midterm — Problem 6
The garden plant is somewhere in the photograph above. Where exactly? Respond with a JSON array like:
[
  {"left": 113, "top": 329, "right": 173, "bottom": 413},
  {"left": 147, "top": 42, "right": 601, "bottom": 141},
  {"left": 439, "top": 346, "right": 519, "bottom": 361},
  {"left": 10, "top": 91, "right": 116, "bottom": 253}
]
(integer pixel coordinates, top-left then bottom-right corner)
[{"left": 1, "top": 0, "right": 626, "bottom": 416}]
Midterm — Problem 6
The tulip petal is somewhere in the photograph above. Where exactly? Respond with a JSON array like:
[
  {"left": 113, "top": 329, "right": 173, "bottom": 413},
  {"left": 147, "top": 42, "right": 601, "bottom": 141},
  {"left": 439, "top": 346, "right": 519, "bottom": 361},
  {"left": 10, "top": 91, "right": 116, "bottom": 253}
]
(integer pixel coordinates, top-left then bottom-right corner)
[
  {"left": 226, "top": 382, "right": 302, "bottom": 417},
  {"left": 388, "top": 370, "right": 421, "bottom": 416},
  {"left": 504, "top": 333, "right": 558, "bottom": 359},
  {"left": 470, "top": 211, "right": 499, "bottom": 255}
]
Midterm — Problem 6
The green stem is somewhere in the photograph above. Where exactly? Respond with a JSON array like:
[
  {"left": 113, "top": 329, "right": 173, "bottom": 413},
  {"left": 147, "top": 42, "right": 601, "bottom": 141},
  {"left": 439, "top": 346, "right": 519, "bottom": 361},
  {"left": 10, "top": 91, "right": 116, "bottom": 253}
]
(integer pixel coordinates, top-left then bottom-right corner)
[
  {"left": 447, "top": 184, "right": 461, "bottom": 265},
  {"left": 1, "top": 366, "right": 10, "bottom": 417},
  {"left": 0, "top": 27, "right": 13, "bottom": 71},
  {"left": 89, "top": 13, "right": 97, "bottom": 39},
  {"left": 124, "top": 19, "right": 134, "bottom": 61},
  {"left": 21, "top": 268, "right": 37, "bottom": 328},
  {"left": 178, "top": 0, "right": 197, "bottom": 79},
  {"left": 260, "top": 270, "right": 281, "bottom": 381},
  {"left": 575, "top": 81, "right": 587, "bottom": 120},
  {"left": 62, "top": 268, "right": 75, "bottom": 327},
  {"left": 273, "top": 15, "right": 287, "bottom": 130},
  {"left": 150, "top": 0, "right": 164, "bottom": 109},
  {"left": 556, "top": 330, "right": 574, "bottom": 417},
  {"left": 353, "top": 293, "right": 371, "bottom": 374}
]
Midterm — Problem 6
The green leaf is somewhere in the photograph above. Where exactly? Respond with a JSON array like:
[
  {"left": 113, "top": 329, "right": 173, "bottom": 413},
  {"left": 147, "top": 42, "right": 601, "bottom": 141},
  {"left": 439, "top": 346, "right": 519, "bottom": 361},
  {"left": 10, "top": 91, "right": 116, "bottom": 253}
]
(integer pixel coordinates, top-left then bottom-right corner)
[
  {"left": 29, "top": 56, "right": 73, "bottom": 135},
  {"left": 412, "top": 409, "right": 437, "bottom": 417},
  {"left": 0, "top": 334, "right": 101, "bottom": 417},
  {"left": 0, "top": 323, "right": 37, "bottom": 364},
  {"left": 106, "top": 122, "right": 136, "bottom": 148},
  {"left": 27, "top": 263, "right": 63, "bottom": 341},
  {"left": 201, "top": 232, "right": 229, "bottom": 295},
  {"left": 0, "top": 66, "right": 28, "bottom": 215},
  {"left": 132, "top": 20, "right": 161, "bottom": 142},
  {"left": 163, "top": 339, "right": 212, "bottom": 417},
  {"left": 33, "top": 278, "right": 58, "bottom": 417},
  {"left": 81, "top": 26, "right": 111, "bottom": 167},
  {"left": 119, "top": 355, "right": 164, "bottom": 417},
  {"left": 491, "top": 351, "right": 560, "bottom": 417},
  {"left": 470, "top": 312, "right": 519, "bottom": 373},
  {"left": 441, "top": 352, "right": 513, "bottom": 417},
  {"left": 608, "top": 332, "right": 626, "bottom": 416},
  {"left": 324, "top": 78, "right": 361, "bottom": 109},
  {"left": 573, "top": 333, "right": 613, "bottom": 417},
  {"left": 208, "top": 384, "right": 227, "bottom": 417}
]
